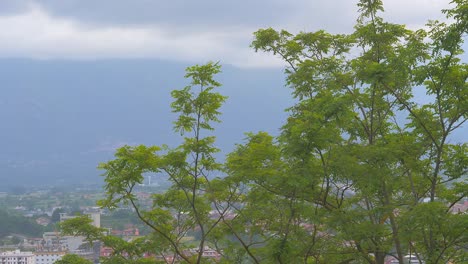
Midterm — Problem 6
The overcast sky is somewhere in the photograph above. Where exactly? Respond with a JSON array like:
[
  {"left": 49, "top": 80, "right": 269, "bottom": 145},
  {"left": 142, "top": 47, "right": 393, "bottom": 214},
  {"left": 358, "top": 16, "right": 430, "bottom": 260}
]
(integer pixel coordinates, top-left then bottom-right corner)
[{"left": 0, "top": 0, "right": 454, "bottom": 67}]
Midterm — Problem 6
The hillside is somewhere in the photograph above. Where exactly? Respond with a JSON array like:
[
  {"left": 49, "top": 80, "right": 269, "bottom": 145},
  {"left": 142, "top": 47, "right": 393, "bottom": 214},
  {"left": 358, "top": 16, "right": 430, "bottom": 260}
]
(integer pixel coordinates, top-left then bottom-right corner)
[{"left": 0, "top": 59, "right": 290, "bottom": 188}]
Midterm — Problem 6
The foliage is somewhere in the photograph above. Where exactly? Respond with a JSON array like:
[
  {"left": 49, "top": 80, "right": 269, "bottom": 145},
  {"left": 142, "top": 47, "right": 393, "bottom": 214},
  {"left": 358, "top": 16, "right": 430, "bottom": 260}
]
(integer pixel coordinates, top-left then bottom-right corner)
[
  {"left": 101, "top": 209, "right": 150, "bottom": 233},
  {"left": 62, "top": 62, "right": 228, "bottom": 263},
  {"left": 51, "top": 208, "right": 65, "bottom": 224},
  {"left": 54, "top": 254, "right": 93, "bottom": 264},
  {"left": 0, "top": 209, "right": 44, "bottom": 238},
  {"left": 61, "top": 1, "right": 467, "bottom": 264},
  {"left": 247, "top": 0, "right": 467, "bottom": 263}
]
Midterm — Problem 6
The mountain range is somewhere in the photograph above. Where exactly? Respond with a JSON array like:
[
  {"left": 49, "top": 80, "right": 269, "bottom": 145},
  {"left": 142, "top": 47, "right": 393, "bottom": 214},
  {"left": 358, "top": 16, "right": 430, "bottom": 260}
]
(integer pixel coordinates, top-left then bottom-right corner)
[
  {"left": 0, "top": 59, "right": 466, "bottom": 190},
  {"left": 0, "top": 59, "right": 291, "bottom": 189}
]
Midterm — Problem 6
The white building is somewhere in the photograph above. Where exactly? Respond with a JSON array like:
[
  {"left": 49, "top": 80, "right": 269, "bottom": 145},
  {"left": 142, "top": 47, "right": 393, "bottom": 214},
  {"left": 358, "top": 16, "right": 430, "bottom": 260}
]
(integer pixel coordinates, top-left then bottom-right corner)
[
  {"left": 83, "top": 208, "right": 101, "bottom": 228},
  {"left": 42, "top": 210, "right": 101, "bottom": 251},
  {"left": 60, "top": 209, "right": 101, "bottom": 228},
  {"left": 34, "top": 252, "right": 65, "bottom": 264},
  {"left": 42, "top": 232, "right": 85, "bottom": 252},
  {"left": 0, "top": 250, "right": 35, "bottom": 264}
]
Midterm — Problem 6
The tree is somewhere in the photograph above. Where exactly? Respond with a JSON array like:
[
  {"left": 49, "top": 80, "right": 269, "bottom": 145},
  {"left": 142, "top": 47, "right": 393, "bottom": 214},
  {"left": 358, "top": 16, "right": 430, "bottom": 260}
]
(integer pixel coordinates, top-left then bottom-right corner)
[
  {"left": 62, "top": 62, "right": 228, "bottom": 263},
  {"left": 54, "top": 254, "right": 93, "bottom": 264},
  {"left": 51, "top": 208, "right": 65, "bottom": 224},
  {"left": 61, "top": 1, "right": 467, "bottom": 263},
  {"left": 247, "top": 0, "right": 467, "bottom": 263},
  {"left": 0, "top": 209, "right": 44, "bottom": 238}
]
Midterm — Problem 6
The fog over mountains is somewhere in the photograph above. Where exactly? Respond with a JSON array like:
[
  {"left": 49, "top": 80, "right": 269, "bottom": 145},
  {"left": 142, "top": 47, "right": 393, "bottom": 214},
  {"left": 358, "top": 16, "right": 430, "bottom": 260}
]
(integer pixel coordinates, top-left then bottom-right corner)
[
  {"left": 1, "top": 59, "right": 466, "bottom": 190},
  {"left": 0, "top": 59, "right": 290, "bottom": 189}
]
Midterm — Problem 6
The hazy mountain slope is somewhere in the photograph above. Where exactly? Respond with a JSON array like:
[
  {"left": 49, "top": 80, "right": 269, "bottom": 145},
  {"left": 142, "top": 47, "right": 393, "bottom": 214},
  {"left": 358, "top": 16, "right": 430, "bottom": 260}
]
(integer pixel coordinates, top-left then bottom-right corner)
[
  {"left": 1, "top": 59, "right": 466, "bottom": 189},
  {"left": 0, "top": 59, "right": 290, "bottom": 189}
]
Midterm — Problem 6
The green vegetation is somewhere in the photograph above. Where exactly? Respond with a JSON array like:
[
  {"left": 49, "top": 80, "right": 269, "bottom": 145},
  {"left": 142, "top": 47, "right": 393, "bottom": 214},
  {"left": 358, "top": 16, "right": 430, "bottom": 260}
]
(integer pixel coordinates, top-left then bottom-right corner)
[
  {"left": 61, "top": 1, "right": 467, "bottom": 263},
  {"left": 101, "top": 209, "right": 151, "bottom": 233},
  {"left": 0, "top": 209, "right": 43, "bottom": 239},
  {"left": 51, "top": 208, "right": 66, "bottom": 224},
  {"left": 0, "top": 189, "right": 103, "bottom": 212},
  {"left": 54, "top": 254, "right": 93, "bottom": 264}
]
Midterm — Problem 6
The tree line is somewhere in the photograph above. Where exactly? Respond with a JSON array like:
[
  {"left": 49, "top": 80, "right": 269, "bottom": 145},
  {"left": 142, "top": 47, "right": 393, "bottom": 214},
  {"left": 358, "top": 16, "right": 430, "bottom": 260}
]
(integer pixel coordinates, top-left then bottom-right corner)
[{"left": 0, "top": 209, "right": 43, "bottom": 239}]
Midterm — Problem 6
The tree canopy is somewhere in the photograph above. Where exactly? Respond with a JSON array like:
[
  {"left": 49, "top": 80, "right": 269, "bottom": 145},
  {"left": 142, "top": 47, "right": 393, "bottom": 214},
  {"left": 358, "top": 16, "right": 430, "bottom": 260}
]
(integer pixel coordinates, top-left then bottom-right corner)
[
  {"left": 54, "top": 254, "right": 93, "bottom": 264},
  {"left": 61, "top": 1, "right": 467, "bottom": 263},
  {"left": 0, "top": 209, "right": 44, "bottom": 238}
]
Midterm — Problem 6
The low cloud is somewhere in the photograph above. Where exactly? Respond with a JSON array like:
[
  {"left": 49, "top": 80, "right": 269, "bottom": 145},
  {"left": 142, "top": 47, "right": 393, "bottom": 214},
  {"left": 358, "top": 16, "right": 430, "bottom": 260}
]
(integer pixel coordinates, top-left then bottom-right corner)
[
  {"left": 0, "top": 4, "right": 283, "bottom": 68},
  {"left": 0, "top": 1, "right": 453, "bottom": 68}
]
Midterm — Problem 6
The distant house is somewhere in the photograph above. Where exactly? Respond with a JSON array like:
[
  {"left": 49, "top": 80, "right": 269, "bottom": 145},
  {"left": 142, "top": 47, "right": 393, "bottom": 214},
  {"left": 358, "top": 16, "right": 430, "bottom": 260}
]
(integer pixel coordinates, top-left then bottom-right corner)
[
  {"left": 34, "top": 251, "right": 66, "bottom": 264},
  {"left": 0, "top": 250, "right": 35, "bottom": 264},
  {"left": 188, "top": 246, "right": 222, "bottom": 261},
  {"left": 449, "top": 200, "right": 468, "bottom": 214},
  {"left": 100, "top": 246, "right": 157, "bottom": 260},
  {"left": 388, "top": 254, "right": 425, "bottom": 264},
  {"left": 35, "top": 217, "right": 51, "bottom": 226},
  {"left": 40, "top": 211, "right": 101, "bottom": 252},
  {"left": 100, "top": 246, "right": 114, "bottom": 257},
  {"left": 110, "top": 225, "right": 140, "bottom": 237}
]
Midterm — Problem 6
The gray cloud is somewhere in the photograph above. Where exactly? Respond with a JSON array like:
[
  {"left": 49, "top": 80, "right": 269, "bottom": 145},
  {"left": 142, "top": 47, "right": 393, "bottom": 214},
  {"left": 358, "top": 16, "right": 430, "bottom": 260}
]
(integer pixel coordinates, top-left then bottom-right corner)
[
  {"left": 0, "top": 0, "right": 454, "bottom": 67},
  {"left": 8, "top": 0, "right": 299, "bottom": 27},
  {"left": 6, "top": 1, "right": 449, "bottom": 30}
]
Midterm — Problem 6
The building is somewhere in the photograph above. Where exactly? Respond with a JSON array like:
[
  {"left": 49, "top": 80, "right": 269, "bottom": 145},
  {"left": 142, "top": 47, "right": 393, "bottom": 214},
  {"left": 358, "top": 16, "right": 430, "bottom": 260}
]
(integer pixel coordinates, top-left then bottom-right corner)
[
  {"left": 449, "top": 200, "right": 468, "bottom": 214},
  {"left": 42, "top": 231, "right": 85, "bottom": 252},
  {"left": 187, "top": 247, "right": 221, "bottom": 261},
  {"left": 35, "top": 217, "right": 51, "bottom": 227},
  {"left": 83, "top": 208, "right": 101, "bottom": 228},
  {"left": 42, "top": 210, "right": 102, "bottom": 252},
  {"left": 34, "top": 252, "right": 65, "bottom": 264},
  {"left": 0, "top": 250, "right": 35, "bottom": 264},
  {"left": 59, "top": 209, "right": 101, "bottom": 228},
  {"left": 388, "top": 254, "right": 425, "bottom": 264}
]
